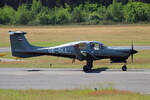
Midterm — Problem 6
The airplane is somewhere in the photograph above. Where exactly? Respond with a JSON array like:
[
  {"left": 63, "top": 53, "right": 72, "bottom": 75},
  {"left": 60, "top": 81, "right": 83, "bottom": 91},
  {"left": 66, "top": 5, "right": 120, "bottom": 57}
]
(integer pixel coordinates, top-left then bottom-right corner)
[{"left": 9, "top": 31, "right": 138, "bottom": 71}]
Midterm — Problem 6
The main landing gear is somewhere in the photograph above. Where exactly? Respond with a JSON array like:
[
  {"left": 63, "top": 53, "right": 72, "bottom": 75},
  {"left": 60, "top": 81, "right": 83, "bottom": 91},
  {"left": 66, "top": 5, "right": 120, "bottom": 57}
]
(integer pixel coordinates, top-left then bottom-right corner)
[
  {"left": 122, "top": 64, "right": 127, "bottom": 71},
  {"left": 83, "top": 60, "right": 93, "bottom": 71}
]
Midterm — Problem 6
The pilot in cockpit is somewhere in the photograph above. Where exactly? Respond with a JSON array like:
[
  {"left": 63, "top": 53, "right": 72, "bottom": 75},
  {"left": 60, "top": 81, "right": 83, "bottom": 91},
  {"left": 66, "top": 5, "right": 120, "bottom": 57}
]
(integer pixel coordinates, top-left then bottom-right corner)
[{"left": 90, "top": 43, "right": 95, "bottom": 49}]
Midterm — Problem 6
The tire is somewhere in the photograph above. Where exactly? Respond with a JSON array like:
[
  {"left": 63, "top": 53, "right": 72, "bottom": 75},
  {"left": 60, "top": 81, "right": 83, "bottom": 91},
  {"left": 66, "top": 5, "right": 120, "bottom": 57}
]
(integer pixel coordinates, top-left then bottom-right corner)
[
  {"left": 122, "top": 65, "right": 127, "bottom": 71},
  {"left": 83, "top": 65, "right": 91, "bottom": 71}
]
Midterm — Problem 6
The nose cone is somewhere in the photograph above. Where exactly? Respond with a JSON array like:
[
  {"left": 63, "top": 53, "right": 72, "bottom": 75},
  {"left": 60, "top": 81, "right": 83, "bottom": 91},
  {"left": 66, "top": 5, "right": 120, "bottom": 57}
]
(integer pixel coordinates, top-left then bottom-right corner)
[
  {"left": 131, "top": 49, "right": 138, "bottom": 54},
  {"left": 133, "top": 50, "right": 138, "bottom": 54}
]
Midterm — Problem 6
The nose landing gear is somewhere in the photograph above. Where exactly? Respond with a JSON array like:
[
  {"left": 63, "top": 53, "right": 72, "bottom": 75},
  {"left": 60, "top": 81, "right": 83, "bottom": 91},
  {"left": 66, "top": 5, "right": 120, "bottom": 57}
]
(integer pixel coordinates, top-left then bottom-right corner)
[{"left": 122, "top": 64, "right": 127, "bottom": 71}]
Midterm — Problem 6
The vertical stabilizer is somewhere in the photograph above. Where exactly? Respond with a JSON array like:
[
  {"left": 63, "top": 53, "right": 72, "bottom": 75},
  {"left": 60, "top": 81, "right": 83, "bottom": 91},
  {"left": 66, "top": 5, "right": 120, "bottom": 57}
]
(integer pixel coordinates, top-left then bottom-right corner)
[
  {"left": 9, "top": 31, "right": 32, "bottom": 50},
  {"left": 9, "top": 31, "right": 43, "bottom": 58}
]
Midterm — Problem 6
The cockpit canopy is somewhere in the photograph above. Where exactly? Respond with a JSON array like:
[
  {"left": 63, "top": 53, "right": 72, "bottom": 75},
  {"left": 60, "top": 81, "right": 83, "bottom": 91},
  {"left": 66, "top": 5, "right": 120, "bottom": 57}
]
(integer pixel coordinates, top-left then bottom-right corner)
[
  {"left": 74, "top": 41, "right": 107, "bottom": 50},
  {"left": 90, "top": 42, "right": 107, "bottom": 50}
]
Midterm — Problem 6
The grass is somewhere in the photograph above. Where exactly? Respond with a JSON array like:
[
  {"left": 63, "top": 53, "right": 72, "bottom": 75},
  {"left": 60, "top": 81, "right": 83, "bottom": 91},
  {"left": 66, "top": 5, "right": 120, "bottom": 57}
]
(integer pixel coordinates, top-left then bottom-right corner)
[
  {"left": 0, "top": 25, "right": 150, "bottom": 47},
  {"left": 0, "top": 88, "right": 149, "bottom": 100},
  {"left": 0, "top": 50, "right": 150, "bottom": 69}
]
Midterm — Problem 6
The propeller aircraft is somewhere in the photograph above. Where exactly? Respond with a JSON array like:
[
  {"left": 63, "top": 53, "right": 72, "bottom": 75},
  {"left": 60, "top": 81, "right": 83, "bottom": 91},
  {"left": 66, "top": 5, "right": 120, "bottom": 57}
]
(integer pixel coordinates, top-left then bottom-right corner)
[{"left": 9, "top": 31, "right": 138, "bottom": 71}]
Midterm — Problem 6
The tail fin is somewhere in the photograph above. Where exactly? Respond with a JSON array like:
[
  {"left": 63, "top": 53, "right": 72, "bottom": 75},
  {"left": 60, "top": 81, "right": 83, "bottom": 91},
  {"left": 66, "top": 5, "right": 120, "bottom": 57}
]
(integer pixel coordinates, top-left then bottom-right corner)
[{"left": 9, "top": 31, "right": 42, "bottom": 58}]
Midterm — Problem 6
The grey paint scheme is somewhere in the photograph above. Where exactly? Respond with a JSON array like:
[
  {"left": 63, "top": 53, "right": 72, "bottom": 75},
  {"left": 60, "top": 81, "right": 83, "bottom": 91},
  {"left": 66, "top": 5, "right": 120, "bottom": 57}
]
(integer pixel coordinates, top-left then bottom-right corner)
[{"left": 9, "top": 31, "right": 136, "bottom": 63}]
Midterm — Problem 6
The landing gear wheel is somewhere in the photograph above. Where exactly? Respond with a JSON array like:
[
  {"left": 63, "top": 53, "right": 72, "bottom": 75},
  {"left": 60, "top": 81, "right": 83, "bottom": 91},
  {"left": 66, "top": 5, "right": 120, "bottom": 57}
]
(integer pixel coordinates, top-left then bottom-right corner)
[
  {"left": 83, "top": 59, "right": 93, "bottom": 72},
  {"left": 83, "top": 65, "right": 91, "bottom": 71},
  {"left": 122, "top": 65, "right": 127, "bottom": 71}
]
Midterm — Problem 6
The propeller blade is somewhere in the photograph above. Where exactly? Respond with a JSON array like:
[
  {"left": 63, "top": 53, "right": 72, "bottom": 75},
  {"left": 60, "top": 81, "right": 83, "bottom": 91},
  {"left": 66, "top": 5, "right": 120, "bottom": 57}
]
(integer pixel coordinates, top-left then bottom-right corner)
[
  {"left": 131, "top": 53, "right": 133, "bottom": 63},
  {"left": 132, "top": 41, "right": 133, "bottom": 51},
  {"left": 131, "top": 41, "right": 134, "bottom": 63}
]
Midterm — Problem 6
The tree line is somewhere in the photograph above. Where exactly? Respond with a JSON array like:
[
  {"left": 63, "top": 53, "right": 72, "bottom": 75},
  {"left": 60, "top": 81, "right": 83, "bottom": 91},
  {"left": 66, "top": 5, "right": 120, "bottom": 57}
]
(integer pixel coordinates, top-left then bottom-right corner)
[
  {"left": 0, "top": 0, "right": 150, "bottom": 25},
  {"left": 1, "top": 0, "right": 150, "bottom": 10},
  {"left": 0, "top": 0, "right": 119, "bottom": 10}
]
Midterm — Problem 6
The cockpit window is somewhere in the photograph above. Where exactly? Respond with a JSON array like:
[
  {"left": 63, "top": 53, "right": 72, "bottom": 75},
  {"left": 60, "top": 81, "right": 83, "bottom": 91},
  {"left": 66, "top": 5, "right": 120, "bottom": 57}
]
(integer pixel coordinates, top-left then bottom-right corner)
[
  {"left": 78, "top": 43, "right": 86, "bottom": 50},
  {"left": 90, "top": 43, "right": 99, "bottom": 50},
  {"left": 101, "top": 44, "right": 107, "bottom": 49}
]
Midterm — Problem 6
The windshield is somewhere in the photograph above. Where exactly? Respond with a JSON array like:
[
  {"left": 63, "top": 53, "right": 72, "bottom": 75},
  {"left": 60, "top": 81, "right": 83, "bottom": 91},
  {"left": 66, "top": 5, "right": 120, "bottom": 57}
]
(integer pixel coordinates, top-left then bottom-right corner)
[{"left": 101, "top": 44, "right": 107, "bottom": 49}]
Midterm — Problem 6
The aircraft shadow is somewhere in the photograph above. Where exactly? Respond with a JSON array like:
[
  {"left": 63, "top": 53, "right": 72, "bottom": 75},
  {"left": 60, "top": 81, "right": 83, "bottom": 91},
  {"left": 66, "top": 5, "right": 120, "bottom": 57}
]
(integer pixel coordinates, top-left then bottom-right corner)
[
  {"left": 24, "top": 68, "right": 144, "bottom": 73},
  {"left": 25, "top": 69, "right": 42, "bottom": 72},
  {"left": 24, "top": 67, "right": 109, "bottom": 73},
  {"left": 84, "top": 67, "right": 108, "bottom": 73},
  {"left": 24, "top": 69, "right": 83, "bottom": 72}
]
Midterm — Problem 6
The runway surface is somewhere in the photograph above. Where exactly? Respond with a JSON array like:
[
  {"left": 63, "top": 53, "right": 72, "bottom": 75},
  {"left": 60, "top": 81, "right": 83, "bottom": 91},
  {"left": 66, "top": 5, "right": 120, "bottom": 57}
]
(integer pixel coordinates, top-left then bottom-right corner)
[
  {"left": 0, "top": 47, "right": 11, "bottom": 52},
  {"left": 0, "top": 46, "right": 150, "bottom": 52},
  {"left": 0, "top": 68, "right": 150, "bottom": 94}
]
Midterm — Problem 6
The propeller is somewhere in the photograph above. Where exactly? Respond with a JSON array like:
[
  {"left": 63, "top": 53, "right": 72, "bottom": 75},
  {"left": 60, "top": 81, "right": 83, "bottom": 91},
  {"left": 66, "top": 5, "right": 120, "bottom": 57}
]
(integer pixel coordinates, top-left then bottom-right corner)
[
  {"left": 131, "top": 41, "right": 134, "bottom": 63},
  {"left": 130, "top": 41, "right": 138, "bottom": 63}
]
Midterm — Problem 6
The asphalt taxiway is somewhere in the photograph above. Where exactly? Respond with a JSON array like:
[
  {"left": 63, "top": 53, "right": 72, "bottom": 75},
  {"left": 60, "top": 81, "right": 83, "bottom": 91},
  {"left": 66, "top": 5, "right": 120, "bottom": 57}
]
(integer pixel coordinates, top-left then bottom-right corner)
[{"left": 0, "top": 68, "right": 150, "bottom": 94}]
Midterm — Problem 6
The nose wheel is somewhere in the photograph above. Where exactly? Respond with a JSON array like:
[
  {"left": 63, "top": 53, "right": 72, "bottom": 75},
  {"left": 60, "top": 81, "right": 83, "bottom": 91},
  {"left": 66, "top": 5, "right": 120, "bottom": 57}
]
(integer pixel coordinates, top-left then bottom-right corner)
[{"left": 122, "top": 64, "right": 127, "bottom": 71}]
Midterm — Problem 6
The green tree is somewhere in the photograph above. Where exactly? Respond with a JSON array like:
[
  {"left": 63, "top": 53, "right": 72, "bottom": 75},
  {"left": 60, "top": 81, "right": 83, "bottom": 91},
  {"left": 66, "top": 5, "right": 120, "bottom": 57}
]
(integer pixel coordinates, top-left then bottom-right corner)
[
  {"left": 123, "top": 2, "right": 149, "bottom": 23},
  {"left": 29, "top": 0, "right": 47, "bottom": 25},
  {"left": 16, "top": 4, "right": 32, "bottom": 25},
  {"left": 88, "top": 12, "right": 100, "bottom": 24},
  {"left": 84, "top": 3, "right": 98, "bottom": 12},
  {"left": 0, "top": 6, "right": 16, "bottom": 24},
  {"left": 72, "top": 5, "right": 85, "bottom": 23},
  {"left": 31, "top": 0, "right": 42, "bottom": 16},
  {"left": 55, "top": 7, "right": 71, "bottom": 24},
  {"left": 97, "top": 5, "right": 107, "bottom": 20},
  {"left": 36, "top": 7, "right": 55, "bottom": 24},
  {"left": 106, "top": 0, "right": 123, "bottom": 22}
]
